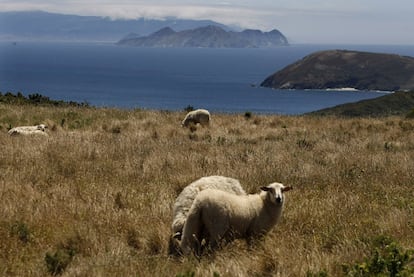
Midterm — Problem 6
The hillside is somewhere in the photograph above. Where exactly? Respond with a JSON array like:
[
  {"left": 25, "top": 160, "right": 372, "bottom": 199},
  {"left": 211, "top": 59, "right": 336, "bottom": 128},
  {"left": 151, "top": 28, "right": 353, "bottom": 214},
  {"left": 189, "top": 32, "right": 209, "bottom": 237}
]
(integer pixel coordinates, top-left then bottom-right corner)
[
  {"left": 1, "top": 102, "right": 413, "bottom": 276},
  {"left": 308, "top": 91, "right": 414, "bottom": 117},
  {"left": 117, "top": 25, "right": 289, "bottom": 48},
  {"left": 261, "top": 50, "right": 414, "bottom": 91}
]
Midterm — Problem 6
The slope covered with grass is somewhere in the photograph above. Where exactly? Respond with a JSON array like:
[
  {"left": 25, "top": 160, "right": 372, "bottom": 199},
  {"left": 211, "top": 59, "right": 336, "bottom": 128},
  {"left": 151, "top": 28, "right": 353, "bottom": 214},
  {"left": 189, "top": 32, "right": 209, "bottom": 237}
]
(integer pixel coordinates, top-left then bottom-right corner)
[
  {"left": 1, "top": 102, "right": 413, "bottom": 276},
  {"left": 309, "top": 91, "right": 414, "bottom": 117}
]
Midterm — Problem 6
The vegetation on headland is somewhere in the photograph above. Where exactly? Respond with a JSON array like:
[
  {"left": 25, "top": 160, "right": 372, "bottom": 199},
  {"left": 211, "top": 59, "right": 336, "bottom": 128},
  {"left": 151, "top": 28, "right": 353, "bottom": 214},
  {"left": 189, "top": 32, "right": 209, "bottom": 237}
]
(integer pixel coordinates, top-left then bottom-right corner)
[
  {"left": 0, "top": 91, "right": 89, "bottom": 107},
  {"left": 1, "top": 94, "right": 413, "bottom": 276},
  {"left": 309, "top": 90, "right": 414, "bottom": 118}
]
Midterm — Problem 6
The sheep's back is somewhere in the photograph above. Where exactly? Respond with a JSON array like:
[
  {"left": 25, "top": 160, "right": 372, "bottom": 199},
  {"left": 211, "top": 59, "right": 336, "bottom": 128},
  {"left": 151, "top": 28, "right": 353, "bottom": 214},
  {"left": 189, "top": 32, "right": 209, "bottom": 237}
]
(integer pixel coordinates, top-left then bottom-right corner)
[
  {"left": 192, "top": 189, "right": 261, "bottom": 235},
  {"left": 172, "top": 176, "right": 246, "bottom": 233},
  {"left": 194, "top": 190, "right": 259, "bottom": 218}
]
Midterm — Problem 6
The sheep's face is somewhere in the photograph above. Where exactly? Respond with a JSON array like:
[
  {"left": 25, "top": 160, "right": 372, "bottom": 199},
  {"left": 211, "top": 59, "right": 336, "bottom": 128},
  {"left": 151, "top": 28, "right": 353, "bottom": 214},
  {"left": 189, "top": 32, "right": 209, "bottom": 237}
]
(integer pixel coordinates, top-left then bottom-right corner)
[
  {"left": 261, "top": 183, "right": 293, "bottom": 205},
  {"left": 182, "top": 113, "right": 194, "bottom": 127},
  {"left": 37, "top": 124, "right": 47, "bottom": 131}
]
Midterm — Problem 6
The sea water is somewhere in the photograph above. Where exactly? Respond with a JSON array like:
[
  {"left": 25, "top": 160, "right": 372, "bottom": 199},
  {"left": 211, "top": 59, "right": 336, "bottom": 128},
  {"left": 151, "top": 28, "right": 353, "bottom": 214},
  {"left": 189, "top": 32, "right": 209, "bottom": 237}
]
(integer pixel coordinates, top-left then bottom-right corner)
[{"left": 1, "top": 42, "right": 413, "bottom": 114}]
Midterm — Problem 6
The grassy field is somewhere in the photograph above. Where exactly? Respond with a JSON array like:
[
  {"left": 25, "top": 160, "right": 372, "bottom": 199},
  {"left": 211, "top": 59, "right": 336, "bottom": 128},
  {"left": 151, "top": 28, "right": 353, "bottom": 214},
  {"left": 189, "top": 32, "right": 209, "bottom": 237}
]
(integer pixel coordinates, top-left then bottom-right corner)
[{"left": 0, "top": 103, "right": 413, "bottom": 276}]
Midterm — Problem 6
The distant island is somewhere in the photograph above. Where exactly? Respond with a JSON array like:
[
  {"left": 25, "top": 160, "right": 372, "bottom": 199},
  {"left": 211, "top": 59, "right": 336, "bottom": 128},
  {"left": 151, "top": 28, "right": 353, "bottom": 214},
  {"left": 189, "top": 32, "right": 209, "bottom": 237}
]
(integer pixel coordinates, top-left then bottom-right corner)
[
  {"left": 261, "top": 50, "right": 414, "bottom": 91},
  {"left": 117, "top": 25, "right": 289, "bottom": 48}
]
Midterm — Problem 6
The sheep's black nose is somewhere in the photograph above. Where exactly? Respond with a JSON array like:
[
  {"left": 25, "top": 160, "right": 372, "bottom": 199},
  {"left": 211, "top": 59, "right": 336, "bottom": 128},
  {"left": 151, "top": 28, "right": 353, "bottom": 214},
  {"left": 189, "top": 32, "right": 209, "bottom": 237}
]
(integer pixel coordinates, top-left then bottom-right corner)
[{"left": 276, "top": 197, "right": 282, "bottom": 203}]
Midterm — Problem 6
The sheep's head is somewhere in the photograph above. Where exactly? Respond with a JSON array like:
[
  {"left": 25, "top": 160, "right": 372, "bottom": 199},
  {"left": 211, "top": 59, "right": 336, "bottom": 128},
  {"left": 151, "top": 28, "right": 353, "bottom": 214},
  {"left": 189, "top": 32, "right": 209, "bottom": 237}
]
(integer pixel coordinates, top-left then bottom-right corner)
[
  {"left": 37, "top": 124, "right": 47, "bottom": 131},
  {"left": 261, "top": 183, "right": 293, "bottom": 205}
]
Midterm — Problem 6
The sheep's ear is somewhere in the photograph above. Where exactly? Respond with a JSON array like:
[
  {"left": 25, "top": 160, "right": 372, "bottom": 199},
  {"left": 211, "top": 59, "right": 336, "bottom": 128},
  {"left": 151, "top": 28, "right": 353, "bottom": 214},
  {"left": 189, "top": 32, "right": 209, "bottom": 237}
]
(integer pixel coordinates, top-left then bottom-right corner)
[
  {"left": 282, "top": 186, "right": 293, "bottom": 193},
  {"left": 261, "top": 186, "right": 271, "bottom": 192}
]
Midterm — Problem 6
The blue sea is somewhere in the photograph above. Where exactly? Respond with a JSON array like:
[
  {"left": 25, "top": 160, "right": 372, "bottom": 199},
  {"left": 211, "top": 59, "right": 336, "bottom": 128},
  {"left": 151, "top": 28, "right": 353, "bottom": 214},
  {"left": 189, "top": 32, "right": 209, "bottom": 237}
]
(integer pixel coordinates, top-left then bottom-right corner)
[{"left": 1, "top": 42, "right": 414, "bottom": 114}]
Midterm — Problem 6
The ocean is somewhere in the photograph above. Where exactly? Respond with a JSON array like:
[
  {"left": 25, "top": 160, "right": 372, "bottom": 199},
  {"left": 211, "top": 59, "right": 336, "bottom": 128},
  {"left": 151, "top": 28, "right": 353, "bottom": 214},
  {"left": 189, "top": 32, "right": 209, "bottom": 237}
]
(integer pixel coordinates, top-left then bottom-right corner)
[{"left": 1, "top": 42, "right": 414, "bottom": 114}]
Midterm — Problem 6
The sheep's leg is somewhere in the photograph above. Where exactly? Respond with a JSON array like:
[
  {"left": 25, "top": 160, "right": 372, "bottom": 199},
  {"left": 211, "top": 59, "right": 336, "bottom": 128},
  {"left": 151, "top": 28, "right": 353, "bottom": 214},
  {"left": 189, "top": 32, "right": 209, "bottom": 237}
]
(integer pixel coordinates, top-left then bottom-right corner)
[
  {"left": 180, "top": 208, "right": 203, "bottom": 255},
  {"left": 204, "top": 216, "right": 229, "bottom": 252},
  {"left": 168, "top": 236, "right": 181, "bottom": 256}
]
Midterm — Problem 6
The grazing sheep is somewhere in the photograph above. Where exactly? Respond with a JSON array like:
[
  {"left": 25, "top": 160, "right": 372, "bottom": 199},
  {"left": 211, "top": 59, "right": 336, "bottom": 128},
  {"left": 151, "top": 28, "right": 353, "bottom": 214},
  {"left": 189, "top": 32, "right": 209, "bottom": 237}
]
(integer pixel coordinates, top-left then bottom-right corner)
[
  {"left": 180, "top": 182, "right": 293, "bottom": 255},
  {"left": 168, "top": 176, "right": 246, "bottom": 255},
  {"left": 8, "top": 124, "right": 48, "bottom": 136},
  {"left": 181, "top": 109, "right": 210, "bottom": 127}
]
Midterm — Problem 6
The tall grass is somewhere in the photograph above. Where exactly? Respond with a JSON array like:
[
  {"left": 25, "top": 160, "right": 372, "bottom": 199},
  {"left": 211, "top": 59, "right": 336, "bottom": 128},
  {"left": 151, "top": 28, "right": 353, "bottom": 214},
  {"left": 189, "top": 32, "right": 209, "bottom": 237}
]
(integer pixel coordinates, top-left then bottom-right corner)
[{"left": 1, "top": 104, "right": 413, "bottom": 276}]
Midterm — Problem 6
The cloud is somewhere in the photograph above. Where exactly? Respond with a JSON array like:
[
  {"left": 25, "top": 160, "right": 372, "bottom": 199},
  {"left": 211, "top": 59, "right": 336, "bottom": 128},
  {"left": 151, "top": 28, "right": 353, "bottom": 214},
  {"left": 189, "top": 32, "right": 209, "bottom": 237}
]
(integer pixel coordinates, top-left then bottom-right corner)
[
  {"left": 0, "top": 1, "right": 242, "bottom": 24},
  {"left": 0, "top": 0, "right": 280, "bottom": 29},
  {"left": 1, "top": 0, "right": 413, "bottom": 44}
]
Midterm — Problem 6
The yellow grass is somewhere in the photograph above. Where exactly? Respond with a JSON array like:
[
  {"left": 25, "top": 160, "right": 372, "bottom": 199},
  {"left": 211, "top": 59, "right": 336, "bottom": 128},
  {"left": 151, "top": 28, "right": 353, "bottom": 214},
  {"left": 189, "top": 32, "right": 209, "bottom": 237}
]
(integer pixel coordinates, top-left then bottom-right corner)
[{"left": 0, "top": 104, "right": 413, "bottom": 276}]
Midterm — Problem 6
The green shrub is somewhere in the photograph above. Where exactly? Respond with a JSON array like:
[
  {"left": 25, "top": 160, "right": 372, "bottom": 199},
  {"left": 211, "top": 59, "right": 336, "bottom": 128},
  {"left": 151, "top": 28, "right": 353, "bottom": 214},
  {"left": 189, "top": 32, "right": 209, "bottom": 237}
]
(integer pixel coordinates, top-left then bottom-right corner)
[
  {"left": 10, "top": 221, "right": 31, "bottom": 244},
  {"left": 184, "top": 105, "right": 194, "bottom": 112},
  {"left": 342, "top": 236, "right": 414, "bottom": 277},
  {"left": 45, "top": 249, "right": 75, "bottom": 275},
  {"left": 45, "top": 235, "right": 83, "bottom": 275},
  {"left": 0, "top": 91, "right": 88, "bottom": 107},
  {"left": 306, "top": 270, "right": 328, "bottom": 277},
  {"left": 244, "top": 111, "right": 252, "bottom": 119}
]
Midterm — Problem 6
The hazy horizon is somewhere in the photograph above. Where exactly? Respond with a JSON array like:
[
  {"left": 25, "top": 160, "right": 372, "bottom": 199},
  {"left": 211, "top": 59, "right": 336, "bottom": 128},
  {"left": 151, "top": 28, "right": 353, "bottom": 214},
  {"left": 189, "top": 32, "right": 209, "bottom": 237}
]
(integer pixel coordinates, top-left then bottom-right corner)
[{"left": 0, "top": 0, "right": 413, "bottom": 45}]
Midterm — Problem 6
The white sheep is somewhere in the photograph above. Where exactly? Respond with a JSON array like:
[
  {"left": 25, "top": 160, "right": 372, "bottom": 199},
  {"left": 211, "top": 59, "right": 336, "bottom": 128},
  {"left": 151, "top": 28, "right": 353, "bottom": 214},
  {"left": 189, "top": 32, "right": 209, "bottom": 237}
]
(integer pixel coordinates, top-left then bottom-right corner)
[
  {"left": 180, "top": 182, "right": 293, "bottom": 255},
  {"left": 172, "top": 176, "right": 246, "bottom": 239},
  {"left": 8, "top": 124, "right": 48, "bottom": 136},
  {"left": 181, "top": 109, "right": 210, "bottom": 127},
  {"left": 168, "top": 176, "right": 246, "bottom": 255}
]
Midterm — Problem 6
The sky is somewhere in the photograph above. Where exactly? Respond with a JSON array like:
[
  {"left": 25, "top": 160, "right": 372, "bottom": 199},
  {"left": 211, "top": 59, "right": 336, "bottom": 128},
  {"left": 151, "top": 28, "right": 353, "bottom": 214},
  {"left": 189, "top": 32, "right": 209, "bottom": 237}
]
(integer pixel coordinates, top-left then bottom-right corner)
[{"left": 0, "top": 0, "right": 413, "bottom": 45}]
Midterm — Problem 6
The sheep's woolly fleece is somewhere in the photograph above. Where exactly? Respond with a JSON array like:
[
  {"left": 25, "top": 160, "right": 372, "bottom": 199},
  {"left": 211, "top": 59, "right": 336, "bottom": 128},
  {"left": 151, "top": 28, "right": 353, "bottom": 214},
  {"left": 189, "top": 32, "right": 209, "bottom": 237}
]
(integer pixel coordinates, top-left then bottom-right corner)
[
  {"left": 181, "top": 109, "right": 210, "bottom": 127},
  {"left": 171, "top": 175, "right": 246, "bottom": 239},
  {"left": 8, "top": 124, "right": 48, "bottom": 136},
  {"left": 180, "top": 182, "right": 293, "bottom": 255}
]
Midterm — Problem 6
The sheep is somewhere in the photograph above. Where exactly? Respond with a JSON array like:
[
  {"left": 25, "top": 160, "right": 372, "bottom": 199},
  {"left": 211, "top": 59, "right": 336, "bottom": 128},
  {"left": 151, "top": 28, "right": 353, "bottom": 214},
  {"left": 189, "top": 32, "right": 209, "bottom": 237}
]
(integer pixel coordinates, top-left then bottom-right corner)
[
  {"left": 8, "top": 124, "right": 48, "bottom": 136},
  {"left": 180, "top": 182, "right": 293, "bottom": 256},
  {"left": 172, "top": 176, "right": 246, "bottom": 239},
  {"left": 181, "top": 109, "right": 210, "bottom": 127},
  {"left": 168, "top": 176, "right": 246, "bottom": 255}
]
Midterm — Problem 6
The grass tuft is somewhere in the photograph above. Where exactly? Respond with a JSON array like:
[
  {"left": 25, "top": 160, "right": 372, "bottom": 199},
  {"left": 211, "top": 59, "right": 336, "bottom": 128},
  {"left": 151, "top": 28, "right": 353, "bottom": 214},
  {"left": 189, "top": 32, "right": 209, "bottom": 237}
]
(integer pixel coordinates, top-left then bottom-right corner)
[
  {"left": 44, "top": 235, "right": 84, "bottom": 275},
  {"left": 10, "top": 221, "right": 31, "bottom": 244}
]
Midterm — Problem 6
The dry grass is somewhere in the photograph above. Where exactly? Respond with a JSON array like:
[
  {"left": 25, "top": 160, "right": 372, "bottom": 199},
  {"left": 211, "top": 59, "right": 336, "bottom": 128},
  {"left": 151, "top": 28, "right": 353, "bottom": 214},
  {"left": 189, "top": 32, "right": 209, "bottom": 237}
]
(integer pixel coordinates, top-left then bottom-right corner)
[{"left": 0, "top": 104, "right": 413, "bottom": 276}]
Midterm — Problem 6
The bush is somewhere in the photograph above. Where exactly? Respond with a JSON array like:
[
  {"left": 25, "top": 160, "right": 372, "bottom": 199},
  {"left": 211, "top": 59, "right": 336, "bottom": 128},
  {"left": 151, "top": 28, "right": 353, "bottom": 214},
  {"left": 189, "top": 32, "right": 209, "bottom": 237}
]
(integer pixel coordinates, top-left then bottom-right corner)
[
  {"left": 184, "top": 105, "right": 194, "bottom": 112},
  {"left": 244, "top": 111, "right": 252, "bottom": 119},
  {"left": 0, "top": 91, "right": 88, "bottom": 107},
  {"left": 342, "top": 236, "right": 414, "bottom": 277},
  {"left": 306, "top": 270, "right": 328, "bottom": 277},
  {"left": 45, "top": 249, "right": 75, "bottom": 275},
  {"left": 45, "top": 235, "right": 83, "bottom": 275},
  {"left": 10, "top": 221, "right": 31, "bottom": 244}
]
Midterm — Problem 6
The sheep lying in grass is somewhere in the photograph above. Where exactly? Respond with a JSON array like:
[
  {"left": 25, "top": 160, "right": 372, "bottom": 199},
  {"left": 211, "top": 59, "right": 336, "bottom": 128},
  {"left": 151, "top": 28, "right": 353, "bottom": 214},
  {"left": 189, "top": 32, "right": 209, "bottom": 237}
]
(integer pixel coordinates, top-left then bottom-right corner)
[
  {"left": 180, "top": 182, "right": 293, "bottom": 256},
  {"left": 8, "top": 124, "right": 48, "bottom": 136},
  {"left": 182, "top": 109, "right": 210, "bottom": 127},
  {"left": 168, "top": 176, "right": 246, "bottom": 255}
]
